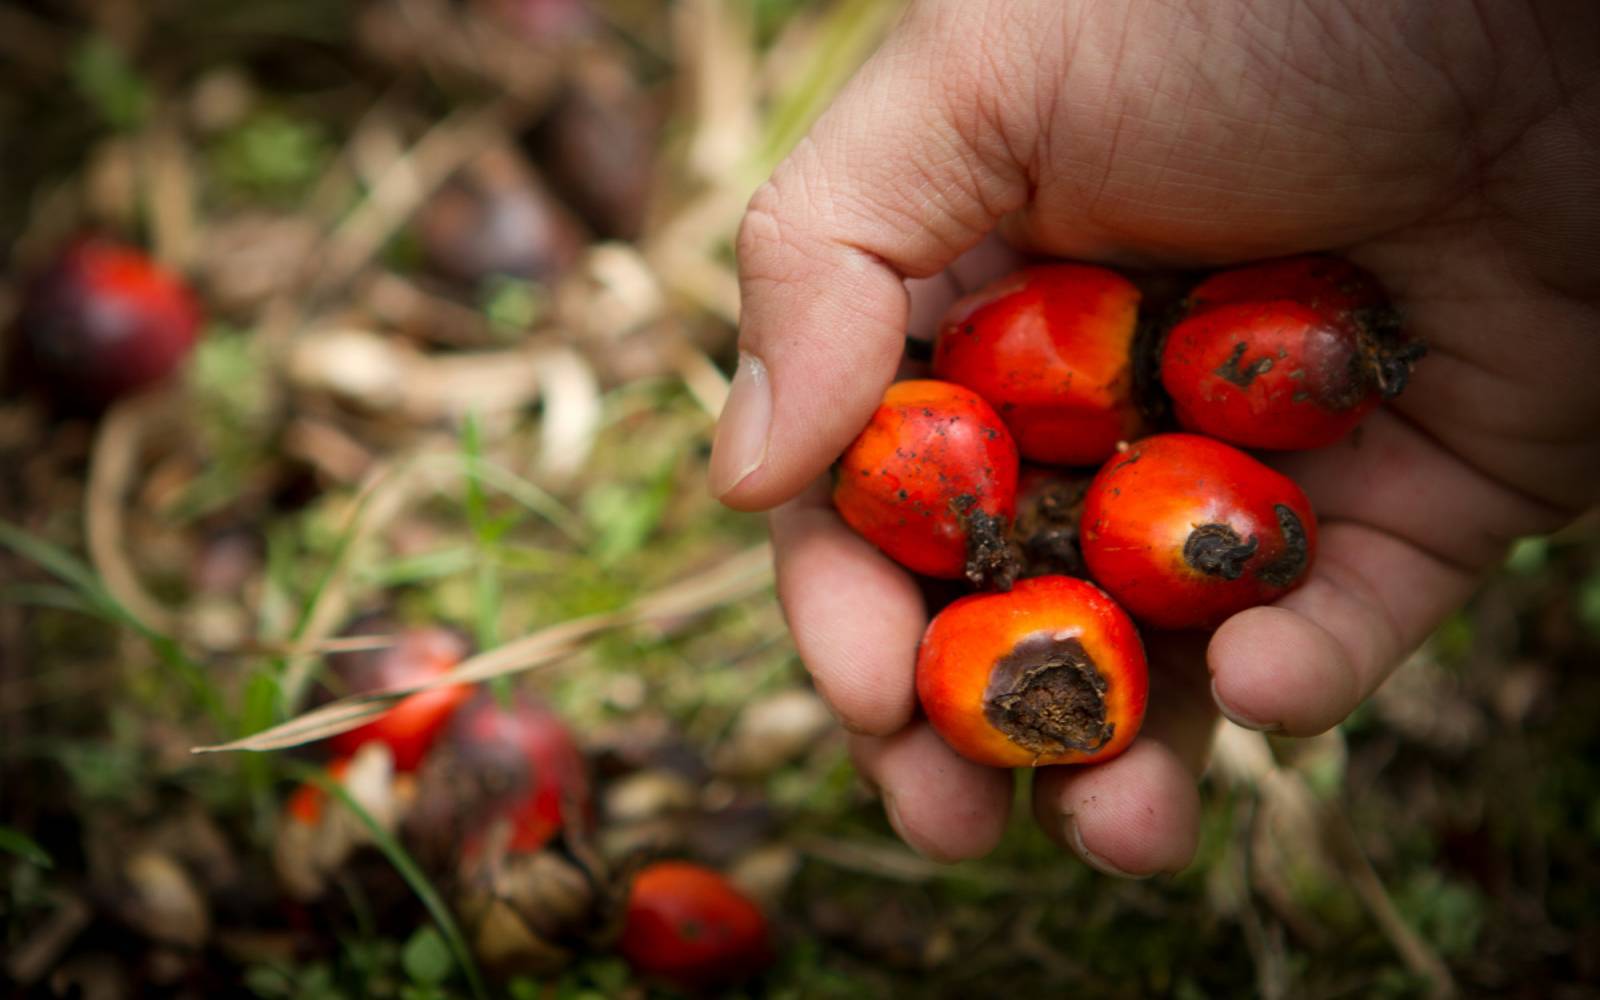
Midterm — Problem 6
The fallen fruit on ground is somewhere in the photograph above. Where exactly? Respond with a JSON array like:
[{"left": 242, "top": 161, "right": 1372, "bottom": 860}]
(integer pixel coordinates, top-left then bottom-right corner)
[
  {"left": 833, "top": 379, "right": 1020, "bottom": 588},
  {"left": 1161, "top": 254, "right": 1423, "bottom": 450},
  {"left": 20, "top": 237, "right": 204, "bottom": 403},
  {"left": 916, "top": 575, "right": 1148, "bottom": 768},
  {"left": 321, "top": 618, "right": 474, "bottom": 772},
  {"left": 932, "top": 263, "right": 1145, "bottom": 465},
  {"left": 619, "top": 861, "right": 772, "bottom": 990},
  {"left": 408, "top": 691, "right": 593, "bottom": 861},
  {"left": 1079, "top": 434, "right": 1317, "bottom": 630}
]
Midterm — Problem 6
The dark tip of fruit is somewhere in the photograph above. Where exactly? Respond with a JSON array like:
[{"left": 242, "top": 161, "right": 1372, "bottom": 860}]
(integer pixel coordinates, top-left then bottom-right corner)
[
  {"left": 983, "top": 633, "right": 1112, "bottom": 755},
  {"left": 1183, "top": 523, "right": 1259, "bottom": 580},
  {"left": 1371, "top": 339, "right": 1427, "bottom": 399},
  {"left": 1014, "top": 475, "right": 1089, "bottom": 578},
  {"left": 1255, "top": 504, "right": 1309, "bottom": 587},
  {"left": 962, "top": 507, "right": 1021, "bottom": 592},
  {"left": 1352, "top": 304, "right": 1423, "bottom": 400}
]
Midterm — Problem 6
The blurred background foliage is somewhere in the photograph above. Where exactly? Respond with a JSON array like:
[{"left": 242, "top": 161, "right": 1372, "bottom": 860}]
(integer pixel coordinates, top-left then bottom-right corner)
[{"left": 2, "top": 0, "right": 1598, "bottom": 997}]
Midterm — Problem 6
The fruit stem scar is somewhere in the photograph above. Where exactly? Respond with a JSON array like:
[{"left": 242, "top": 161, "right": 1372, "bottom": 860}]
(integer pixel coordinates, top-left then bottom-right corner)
[
  {"left": 954, "top": 495, "right": 1020, "bottom": 591},
  {"left": 1183, "top": 522, "right": 1259, "bottom": 580},
  {"left": 1255, "top": 504, "right": 1308, "bottom": 587},
  {"left": 982, "top": 633, "right": 1113, "bottom": 755},
  {"left": 1353, "top": 304, "right": 1425, "bottom": 399}
]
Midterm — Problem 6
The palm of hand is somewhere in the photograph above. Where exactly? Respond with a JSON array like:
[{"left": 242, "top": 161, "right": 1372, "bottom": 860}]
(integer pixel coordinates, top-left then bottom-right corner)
[{"left": 719, "top": 1, "right": 1600, "bottom": 871}]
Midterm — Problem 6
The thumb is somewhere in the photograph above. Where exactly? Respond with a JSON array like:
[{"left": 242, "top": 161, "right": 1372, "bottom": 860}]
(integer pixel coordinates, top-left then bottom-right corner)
[{"left": 709, "top": 4, "right": 1039, "bottom": 510}]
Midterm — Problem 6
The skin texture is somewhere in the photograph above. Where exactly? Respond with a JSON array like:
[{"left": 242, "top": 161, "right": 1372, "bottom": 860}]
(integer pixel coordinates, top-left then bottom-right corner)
[
  {"left": 917, "top": 576, "right": 1148, "bottom": 768},
  {"left": 710, "top": 1, "right": 1600, "bottom": 875},
  {"left": 932, "top": 263, "right": 1143, "bottom": 464},
  {"left": 620, "top": 862, "right": 771, "bottom": 990},
  {"left": 833, "top": 379, "right": 1018, "bottom": 579},
  {"left": 1080, "top": 434, "right": 1318, "bottom": 630}
]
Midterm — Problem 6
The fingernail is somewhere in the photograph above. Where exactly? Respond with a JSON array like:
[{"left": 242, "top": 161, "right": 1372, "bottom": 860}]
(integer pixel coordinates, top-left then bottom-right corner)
[
  {"left": 1210, "top": 677, "right": 1283, "bottom": 733},
  {"left": 1064, "top": 814, "right": 1145, "bottom": 880},
  {"left": 708, "top": 352, "right": 771, "bottom": 499}
]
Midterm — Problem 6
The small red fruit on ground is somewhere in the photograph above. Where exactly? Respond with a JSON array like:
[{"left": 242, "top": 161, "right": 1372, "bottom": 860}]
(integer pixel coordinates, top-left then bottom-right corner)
[
  {"left": 284, "top": 758, "right": 352, "bottom": 827},
  {"left": 916, "top": 576, "right": 1148, "bottom": 768},
  {"left": 1079, "top": 434, "right": 1317, "bottom": 630},
  {"left": 404, "top": 692, "right": 591, "bottom": 869},
  {"left": 834, "top": 379, "right": 1020, "bottom": 587},
  {"left": 1160, "top": 255, "right": 1423, "bottom": 450},
  {"left": 932, "top": 264, "right": 1144, "bottom": 465},
  {"left": 619, "top": 861, "right": 771, "bottom": 990},
  {"left": 442, "top": 693, "right": 592, "bottom": 856},
  {"left": 324, "top": 621, "right": 474, "bottom": 772},
  {"left": 20, "top": 238, "right": 203, "bottom": 402}
]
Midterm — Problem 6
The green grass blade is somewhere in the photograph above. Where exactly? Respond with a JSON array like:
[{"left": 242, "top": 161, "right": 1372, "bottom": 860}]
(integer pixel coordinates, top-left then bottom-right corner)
[
  {"left": 0, "top": 825, "right": 53, "bottom": 867},
  {"left": 0, "top": 518, "right": 230, "bottom": 727},
  {"left": 299, "top": 764, "right": 488, "bottom": 1000}
]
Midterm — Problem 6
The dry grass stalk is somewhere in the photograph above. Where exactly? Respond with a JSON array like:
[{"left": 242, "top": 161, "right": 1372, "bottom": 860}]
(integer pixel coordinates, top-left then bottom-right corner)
[
  {"left": 86, "top": 391, "right": 185, "bottom": 636},
  {"left": 1210, "top": 724, "right": 1457, "bottom": 998},
  {"left": 195, "top": 543, "right": 772, "bottom": 755}
]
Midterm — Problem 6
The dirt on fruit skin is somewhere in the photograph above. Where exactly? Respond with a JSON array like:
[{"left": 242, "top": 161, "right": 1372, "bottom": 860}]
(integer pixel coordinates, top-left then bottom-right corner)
[
  {"left": 956, "top": 495, "right": 1021, "bottom": 591},
  {"left": 983, "top": 634, "right": 1112, "bottom": 757},
  {"left": 1184, "top": 523, "right": 1259, "bottom": 580},
  {"left": 1214, "top": 341, "right": 1275, "bottom": 387},
  {"left": 1255, "top": 504, "right": 1309, "bottom": 587}
]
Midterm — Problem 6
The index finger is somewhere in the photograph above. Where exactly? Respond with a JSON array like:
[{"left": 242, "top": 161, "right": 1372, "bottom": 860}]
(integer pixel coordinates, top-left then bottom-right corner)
[{"left": 709, "top": 4, "right": 1039, "bottom": 509}]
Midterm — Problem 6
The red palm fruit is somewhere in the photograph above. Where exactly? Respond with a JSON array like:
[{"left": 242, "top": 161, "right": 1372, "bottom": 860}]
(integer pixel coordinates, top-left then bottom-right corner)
[
  {"left": 917, "top": 575, "right": 1147, "bottom": 768},
  {"left": 932, "top": 264, "right": 1144, "bottom": 465},
  {"left": 1184, "top": 253, "right": 1384, "bottom": 318},
  {"left": 619, "top": 862, "right": 771, "bottom": 990},
  {"left": 833, "top": 379, "right": 1020, "bottom": 588},
  {"left": 20, "top": 238, "right": 203, "bottom": 402},
  {"left": 1160, "top": 255, "right": 1424, "bottom": 450},
  {"left": 1079, "top": 434, "right": 1317, "bottom": 630},
  {"left": 323, "top": 620, "right": 474, "bottom": 772},
  {"left": 284, "top": 758, "right": 352, "bottom": 828},
  {"left": 406, "top": 692, "right": 592, "bottom": 864}
]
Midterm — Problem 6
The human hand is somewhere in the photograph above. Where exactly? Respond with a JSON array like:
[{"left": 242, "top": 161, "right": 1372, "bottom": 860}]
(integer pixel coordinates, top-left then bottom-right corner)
[{"left": 710, "top": 1, "right": 1600, "bottom": 874}]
